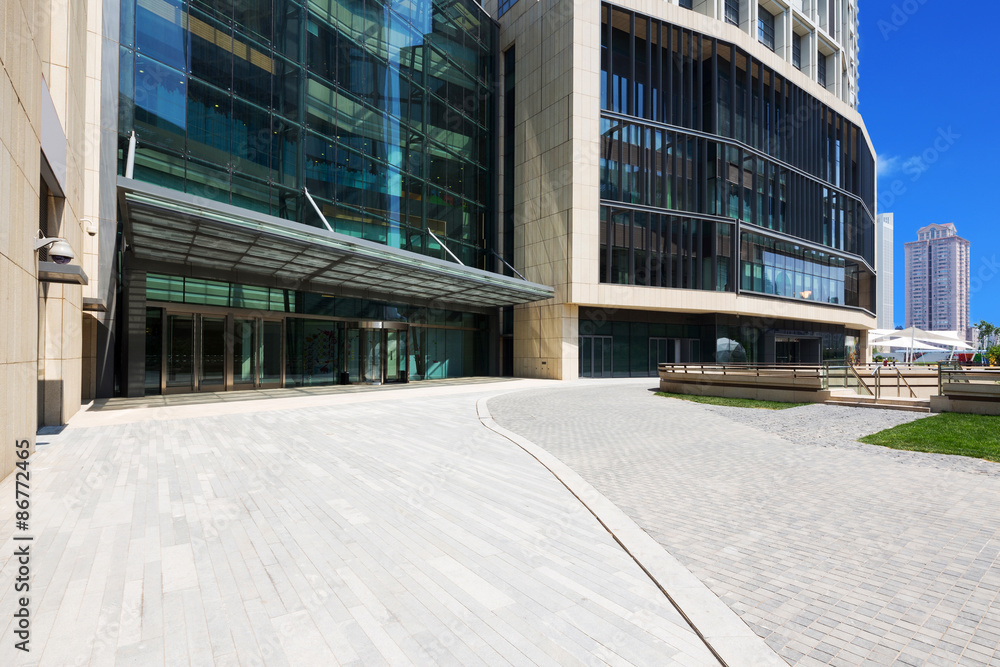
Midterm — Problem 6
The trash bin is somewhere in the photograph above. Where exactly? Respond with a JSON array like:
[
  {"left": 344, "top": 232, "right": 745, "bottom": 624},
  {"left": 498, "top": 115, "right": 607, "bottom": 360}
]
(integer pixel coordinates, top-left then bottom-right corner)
[{"left": 339, "top": 371, "right": 350, "bottom": 385}]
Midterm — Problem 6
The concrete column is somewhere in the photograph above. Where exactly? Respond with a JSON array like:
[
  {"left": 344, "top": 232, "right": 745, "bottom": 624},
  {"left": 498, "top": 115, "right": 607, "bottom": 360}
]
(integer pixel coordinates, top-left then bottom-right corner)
[
  {"left": 806, "top": 29, "right": 818, "bottom": 83},
  {"left": 740, "top": 0, "right": 756, "bottom": 37},
  {"left": 692, "top": 0, "right": 717, "bottom": 20},
  {"left": 833, "top": 50, "right": 842, "bottom": 98},
  {"left": 775, "top": 7, "right": 792, "bottom": 63}
]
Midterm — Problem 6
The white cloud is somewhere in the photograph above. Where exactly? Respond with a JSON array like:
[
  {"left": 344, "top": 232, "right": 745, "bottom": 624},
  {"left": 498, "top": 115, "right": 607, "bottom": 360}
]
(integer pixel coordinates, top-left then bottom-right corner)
[{"left": 876, "top": 154, "right": 900, "bottom": 178}]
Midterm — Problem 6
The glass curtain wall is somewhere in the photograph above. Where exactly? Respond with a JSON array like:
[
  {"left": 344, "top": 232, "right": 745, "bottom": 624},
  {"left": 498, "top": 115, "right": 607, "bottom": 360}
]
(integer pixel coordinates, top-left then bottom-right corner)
[
  {"left": 598, "top": 5, "right": 875, "bottom": 313},
  {"left": 120, "top": 0, "right": 498, "bottom": 269},
  {"left": 740, "top": 232, "right": 873, "bottom": 310}
]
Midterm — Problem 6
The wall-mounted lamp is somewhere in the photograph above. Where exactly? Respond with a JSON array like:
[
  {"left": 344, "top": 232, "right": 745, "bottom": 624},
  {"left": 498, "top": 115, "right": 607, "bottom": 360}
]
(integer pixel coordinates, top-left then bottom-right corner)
[{"left": 33, "top": 230, "right": 76, "bottom": 265}]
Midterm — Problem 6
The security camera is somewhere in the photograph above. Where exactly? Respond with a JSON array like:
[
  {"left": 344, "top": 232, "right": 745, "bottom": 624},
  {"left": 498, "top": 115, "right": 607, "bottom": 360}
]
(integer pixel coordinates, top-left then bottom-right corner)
[
  {"left": 48, "top": 240, "right": 76, "bottom": 264},
  {"left": 33, "top": 234, "right": 76, "bottom": 265},
  {"left": 82, "top": 218, "right": 98, "bottom": 236}
]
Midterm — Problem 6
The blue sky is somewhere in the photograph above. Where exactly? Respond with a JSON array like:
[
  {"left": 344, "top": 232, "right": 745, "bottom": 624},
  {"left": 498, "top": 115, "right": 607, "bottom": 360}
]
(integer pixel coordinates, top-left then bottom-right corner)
[{"left": 859, "top": 0, "right": 997, "bottom": 328}]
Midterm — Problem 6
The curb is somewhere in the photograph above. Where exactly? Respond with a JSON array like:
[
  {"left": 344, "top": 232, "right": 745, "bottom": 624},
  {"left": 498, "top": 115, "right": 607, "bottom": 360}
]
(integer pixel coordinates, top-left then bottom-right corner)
[{"left": 476, "top": 396, "right": 788, "bottom": 667}]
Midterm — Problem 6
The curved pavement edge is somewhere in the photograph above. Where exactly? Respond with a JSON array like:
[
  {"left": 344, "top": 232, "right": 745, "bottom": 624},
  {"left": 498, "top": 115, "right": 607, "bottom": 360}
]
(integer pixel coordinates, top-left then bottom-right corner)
[{"left": 476, "top": 395, "right": 788, "bottom": 667}]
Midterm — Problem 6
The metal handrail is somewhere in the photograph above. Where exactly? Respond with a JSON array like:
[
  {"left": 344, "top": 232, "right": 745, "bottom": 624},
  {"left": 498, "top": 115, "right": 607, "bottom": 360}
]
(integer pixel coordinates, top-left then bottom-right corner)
[
  {"left": 895, "top": 367, "right": 917, "bottom": 398},
  {"left": 937, "top": 365, "right": 1000, "bottom": 395},
  {"left": 870, "top": 365, "right": 916, "bottom": 400},
  {"left": 848, "top": 364, "right": 874, "bottom": 396}
]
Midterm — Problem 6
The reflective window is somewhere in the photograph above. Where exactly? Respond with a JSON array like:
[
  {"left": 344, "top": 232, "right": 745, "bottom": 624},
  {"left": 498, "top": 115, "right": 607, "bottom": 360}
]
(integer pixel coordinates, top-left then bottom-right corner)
[
  {"left": 598, "top": 3, "right": 876, "bottom": 282},
  {"left": 134, "top": 56, "right": 187, "bottom": 152},
  {"left": 739, "top": 232, "right": 873, "bottom": 312},
  {"left": 187, "top": 79, "right": 231, "bottom": 165},
  {"left": 119, "top": 0, "right": 497, "bottom": 269},
  {"left": 601, "top": 206, "right": 734, "bottom": 292},
  {"left": 136, "top": 0, "right": 187, "bottom": 71},
  {"left": 758, "top": 7, "right": 775, "bottom": 52},
  {"left": 725, "top": 0, "right": 740, "bottom": 25},
  {"left": 187, "top": 8, "right": 232, "bottom": 90},
  {"left": 498, "top": 0, "right": 519, "bottom": 17}
]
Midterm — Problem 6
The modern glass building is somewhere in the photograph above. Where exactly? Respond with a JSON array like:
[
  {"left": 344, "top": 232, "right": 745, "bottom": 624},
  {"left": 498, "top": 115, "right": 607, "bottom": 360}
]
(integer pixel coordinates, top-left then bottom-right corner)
[
  {"left": 491, "top": 0, "right": 877, "bottom": 378},
  {"left": 111, "top": 0, "right": 551, "bottom": 396}
]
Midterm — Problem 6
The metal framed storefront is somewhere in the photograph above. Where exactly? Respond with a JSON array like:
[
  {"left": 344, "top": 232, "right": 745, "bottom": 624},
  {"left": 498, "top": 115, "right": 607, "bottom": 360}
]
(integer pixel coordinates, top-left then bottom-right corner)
[{"left": 142, "top": 300, "right": 490, "bottom": 396}]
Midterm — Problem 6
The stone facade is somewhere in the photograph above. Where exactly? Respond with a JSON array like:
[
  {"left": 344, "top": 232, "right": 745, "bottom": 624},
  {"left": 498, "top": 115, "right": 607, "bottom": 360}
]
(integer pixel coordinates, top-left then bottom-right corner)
[{"left": 1, "top": 0, "right": 95, "bottom": 478}]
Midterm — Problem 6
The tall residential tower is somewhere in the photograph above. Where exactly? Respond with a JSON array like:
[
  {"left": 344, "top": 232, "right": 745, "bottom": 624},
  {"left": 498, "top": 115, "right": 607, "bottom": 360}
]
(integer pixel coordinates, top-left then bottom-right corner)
[{"left": 905, "top": 223, "right": 971, "bottom": 340}]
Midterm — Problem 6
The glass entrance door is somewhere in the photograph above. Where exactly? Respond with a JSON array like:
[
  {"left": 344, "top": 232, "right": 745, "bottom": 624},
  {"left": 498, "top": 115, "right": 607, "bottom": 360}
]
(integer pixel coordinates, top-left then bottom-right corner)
[
  {"left": 362, "top": 329, "right": 382, "bottom": 384},
  {"left": 232, "top": 318, "right": 256, "bottom": 388},
  {"left": 165, "top": 314, "right": 195, "bottom": 392},
  {"left": 199, "top": 316, "right": 227, "bottom": 392},
  {"left": 384, "top": 329, "right": 407, "bottom": 382},
  {"left": 163, "top": 312, "right": 288, "bottom": 393},
  {"left": 345, "top": 328, "right": 361, "bottom": 383},
  {"left": 260, "top": 320, "right": 283, "bottom": 387},
  {"left": 349, "top": 324, "right": 409, "bottom": 384},
  {"left": 776, "top": 337, "right": 800, "bottom": 364},
  {"left": 648, "top": 337, "right": 675, "bottom": 374},
  {"left": 579, "top": 335, "right": 613, "bottom": 378}
]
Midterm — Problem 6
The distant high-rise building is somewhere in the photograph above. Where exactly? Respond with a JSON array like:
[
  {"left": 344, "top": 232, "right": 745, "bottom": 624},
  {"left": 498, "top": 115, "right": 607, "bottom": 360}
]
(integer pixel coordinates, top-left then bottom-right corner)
[
  {"left": 876, "top": 213, "right": 894, "bottom": 329},
  {"left": 904, "top": 223, "right": 971, "bottom": 340}
]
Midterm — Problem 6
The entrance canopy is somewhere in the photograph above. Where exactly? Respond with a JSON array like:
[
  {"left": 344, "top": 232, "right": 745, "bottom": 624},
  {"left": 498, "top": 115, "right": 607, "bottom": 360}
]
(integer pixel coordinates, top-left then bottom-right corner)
[{"left": 118, "top": 178, "right": 553, "bottom": 310}]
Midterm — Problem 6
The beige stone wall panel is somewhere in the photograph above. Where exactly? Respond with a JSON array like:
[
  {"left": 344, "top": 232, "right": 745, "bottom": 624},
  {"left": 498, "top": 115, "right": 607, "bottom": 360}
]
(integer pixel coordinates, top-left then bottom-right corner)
[{"left": 1, "top": 0, "right": 93, "bottom": 477}]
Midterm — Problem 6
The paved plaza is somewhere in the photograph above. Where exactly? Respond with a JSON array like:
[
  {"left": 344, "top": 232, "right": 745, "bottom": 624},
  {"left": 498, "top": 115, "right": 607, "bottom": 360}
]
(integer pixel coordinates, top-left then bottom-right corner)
[
  {"left": 490, "top": 381, "right": 1000, "bottom": 666},
  {"left": 3, "top": 377, "right": 1000, "bottom": 666},
  {"left": 1, "top": 380, "right": 726, "bottom": 666}
]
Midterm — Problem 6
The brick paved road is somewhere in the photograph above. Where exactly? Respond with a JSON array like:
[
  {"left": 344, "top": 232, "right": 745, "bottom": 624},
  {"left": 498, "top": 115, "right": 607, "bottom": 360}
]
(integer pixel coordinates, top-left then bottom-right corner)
[
  {"left": 0, "top": 382, "right": 719, "bottom": 666},
  {"left": 489, "top": 380, "right": 1000, "bottom": 666}
]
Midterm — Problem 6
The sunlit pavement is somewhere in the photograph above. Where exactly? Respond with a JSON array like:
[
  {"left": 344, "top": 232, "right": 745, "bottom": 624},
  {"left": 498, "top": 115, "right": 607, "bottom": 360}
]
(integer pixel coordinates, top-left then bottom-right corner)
[
  {"left": 490, "top": 381, "right": 1000, "bottom": 666},
  {"left": 1, "top": 378, "right": 733, "bottom": 666}
]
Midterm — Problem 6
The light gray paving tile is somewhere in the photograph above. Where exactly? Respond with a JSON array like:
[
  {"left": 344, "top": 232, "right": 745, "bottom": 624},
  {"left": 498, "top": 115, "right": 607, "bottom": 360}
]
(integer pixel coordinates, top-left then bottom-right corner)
[
  {"left": 490, "top": 380, "right": 1000, "bottom": 666},
  {"left": 0, "top": 381, "right": 731, "bottom": 666},
  {"left": 113, "top": 638, "right": 166, "bottom": 666},
  {"left": 270, "top": 608, "right": 337, "bottom": 664}
]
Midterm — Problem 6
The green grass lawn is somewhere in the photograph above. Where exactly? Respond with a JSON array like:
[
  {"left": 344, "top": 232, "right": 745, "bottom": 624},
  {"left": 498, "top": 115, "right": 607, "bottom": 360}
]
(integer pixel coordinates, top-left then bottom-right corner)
[
  {"left": 859, "top": 413, "right": 1000, "bottom": 462},
  {"left": 654, "top": 392, "right": 808, "bottom": 410}
]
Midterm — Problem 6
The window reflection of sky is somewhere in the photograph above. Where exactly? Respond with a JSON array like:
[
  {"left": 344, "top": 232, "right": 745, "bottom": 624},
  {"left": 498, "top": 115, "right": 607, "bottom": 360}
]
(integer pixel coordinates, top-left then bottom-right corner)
[{"left": 761, "top": 249, "right": 845, "bottom": 304}]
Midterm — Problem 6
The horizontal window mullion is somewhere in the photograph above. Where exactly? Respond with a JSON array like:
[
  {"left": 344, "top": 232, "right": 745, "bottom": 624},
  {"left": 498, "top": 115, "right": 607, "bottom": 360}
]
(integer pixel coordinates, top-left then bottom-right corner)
[
  {"left": 601, "top": 110, "right": 870, "bottom": 217},
  {"left": 599, "top": 198, "right": 737, "bottom": 227}
]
